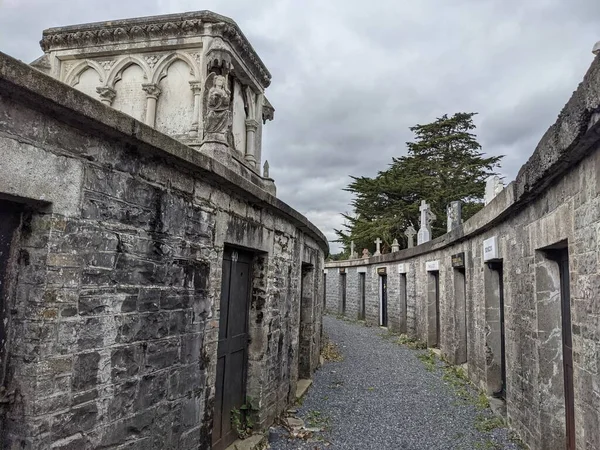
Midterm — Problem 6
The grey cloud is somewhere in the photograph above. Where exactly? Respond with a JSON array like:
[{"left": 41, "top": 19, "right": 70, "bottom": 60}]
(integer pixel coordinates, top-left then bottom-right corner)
[{"left": 1, "top": 0, "right": 598, "bottom": 253}]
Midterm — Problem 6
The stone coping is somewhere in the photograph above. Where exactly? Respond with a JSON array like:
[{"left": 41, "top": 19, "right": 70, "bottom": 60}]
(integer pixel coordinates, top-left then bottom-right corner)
[
  {"left": 0, "top": 51, "right": 327, "bottom": 254},
  {"left": 327, "top": 54, "right": 600, "bottom": 268},
  {"left": 40, "top": 10, "right": 271, "bottom": 88}
]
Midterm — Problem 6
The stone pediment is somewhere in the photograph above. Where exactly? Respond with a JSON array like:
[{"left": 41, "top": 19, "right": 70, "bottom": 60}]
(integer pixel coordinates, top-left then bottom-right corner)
[{"left": 40, "top": 10, "right": 271, "bottom": 88}]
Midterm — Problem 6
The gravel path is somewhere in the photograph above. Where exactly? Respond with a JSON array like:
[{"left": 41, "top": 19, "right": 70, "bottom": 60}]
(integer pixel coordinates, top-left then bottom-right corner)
[{"left": 268, "top": 315, "right": 524, "bottom": 450}]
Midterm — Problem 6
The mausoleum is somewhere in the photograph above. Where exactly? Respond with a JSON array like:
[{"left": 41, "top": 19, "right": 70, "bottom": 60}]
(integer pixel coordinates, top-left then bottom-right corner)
[{"left": 0, "top": 10, "right": 327, "bottom": 450}]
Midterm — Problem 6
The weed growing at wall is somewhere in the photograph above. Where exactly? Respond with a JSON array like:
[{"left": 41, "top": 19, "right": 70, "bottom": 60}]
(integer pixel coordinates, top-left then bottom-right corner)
[
  {"left": 230, "top": 397, "right": 259, "bottom": 439},
  {"left": 416, "top": 350, "right": 437, "bottom": 371}
]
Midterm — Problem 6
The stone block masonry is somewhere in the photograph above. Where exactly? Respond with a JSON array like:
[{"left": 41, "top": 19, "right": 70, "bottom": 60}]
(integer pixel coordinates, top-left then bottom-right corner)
[
  {"left": 0, "top": 48, "right": 327, "bottom": 449},
  {"left": 326, "top": 50, "right": 600, "bottom": 450}
]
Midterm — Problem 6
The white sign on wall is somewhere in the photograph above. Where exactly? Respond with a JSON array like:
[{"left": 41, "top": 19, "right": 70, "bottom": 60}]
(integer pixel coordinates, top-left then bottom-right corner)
[
  {"left": 483, "top": 236, "right": 499, "bottom": 262},
  {"left": 425, "top": 260, "right": 439, "bottom": 272},
  {"left": 357, "top": 266, "right": 367, "bottom": 273},
  {"left": 397, "top": 263, "right": 409, "bottom": 274}
]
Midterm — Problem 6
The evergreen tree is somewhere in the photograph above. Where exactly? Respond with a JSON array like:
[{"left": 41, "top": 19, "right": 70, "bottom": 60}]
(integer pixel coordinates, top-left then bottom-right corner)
[{"left": 336, "top": 113, "right": 502, "bottom": 253}]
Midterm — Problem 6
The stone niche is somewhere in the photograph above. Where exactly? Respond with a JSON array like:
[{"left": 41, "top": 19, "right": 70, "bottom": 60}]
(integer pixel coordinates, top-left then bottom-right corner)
[{"left": 36, "top": 11, "right": 276, "bottom": 194}]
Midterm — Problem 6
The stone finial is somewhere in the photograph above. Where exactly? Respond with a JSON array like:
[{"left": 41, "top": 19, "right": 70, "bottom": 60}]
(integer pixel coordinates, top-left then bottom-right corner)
[
  {"left": 263, "top": 160, "right": 270, "bottom": 178},
  {"left": 446, "top": 201, "right": 462, "bottom": 232},
  {"left": 484, "top": 175, "right": 504, "bottom": 205},
  {"left": 391, "top": 239, "right": 400, "bottom": 253},
  {"left": 593, "top": 41, "right": 600, "bottom": 55},
  {"left": 349, "top": 241, "right": 357, "bottom": 259},
  {"left": 405, "top": 226, "right": 417, "bottom": 248},
  {"left": 374, "top": 238, "right": 382, "bottom": 256},
  {"left": 362, "top": 248, "right": 371, "bottom": 258},
  {"left": 417, "top": 200, "right": 436, "bottom": 245}
]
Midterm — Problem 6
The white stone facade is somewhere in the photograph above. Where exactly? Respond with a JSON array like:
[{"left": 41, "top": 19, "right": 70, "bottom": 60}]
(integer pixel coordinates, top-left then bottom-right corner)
[{"left": 35, "top": 11, "right": 275, "bottom": 189}]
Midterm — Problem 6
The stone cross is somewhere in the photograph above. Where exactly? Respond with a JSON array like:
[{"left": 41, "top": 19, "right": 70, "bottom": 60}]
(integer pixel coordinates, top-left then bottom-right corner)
[
  {"left": 417, "top": 200, "right": 436, "bottom": 245},
  {"left": 405, "top": 226, "right": 417, "bottom": 248},
  {"left": 374, "top": 238, "right": 382, "bottom": 256},
  {"left": 446, "top": 201, "right": 462, "bottom": 232},
  {"left": 391, "top": 238, "right": 400, "bottom": 253},
  {"left": 349, "top": 241, "right": 357, "bottom": 259}
]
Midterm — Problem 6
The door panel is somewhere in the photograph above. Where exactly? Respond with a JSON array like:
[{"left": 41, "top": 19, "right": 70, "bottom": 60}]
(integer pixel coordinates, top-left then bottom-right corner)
[
  {"left": 559, "top": 250, "right": 575, "bottom": 450},
  {"left": 213, "top": 248, "right": 253, "bottom": 450}
]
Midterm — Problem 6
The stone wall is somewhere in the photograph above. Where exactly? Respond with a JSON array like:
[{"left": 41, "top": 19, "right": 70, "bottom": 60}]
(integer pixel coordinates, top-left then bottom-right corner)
[
  {"left": 0, "top": 52, "right": 327, "bottom": 449},
  {"left": 325, "top": 54, "right": 600, "bottom": 450}
]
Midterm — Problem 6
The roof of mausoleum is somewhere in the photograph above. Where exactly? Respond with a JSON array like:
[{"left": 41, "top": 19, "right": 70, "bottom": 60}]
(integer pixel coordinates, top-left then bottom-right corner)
[{"left": 39, "top": 10, "right": 271, "bottom": 87}]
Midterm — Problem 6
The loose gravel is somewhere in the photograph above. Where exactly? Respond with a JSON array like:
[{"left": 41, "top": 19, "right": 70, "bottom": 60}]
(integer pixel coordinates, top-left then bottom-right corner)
[{"left": 268, "top": 315, "right": 524, "bottom": 450}]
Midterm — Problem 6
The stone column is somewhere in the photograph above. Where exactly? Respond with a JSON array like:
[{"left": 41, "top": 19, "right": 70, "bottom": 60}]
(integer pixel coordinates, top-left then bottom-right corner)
[
  {"left": 96, "top": 87, "right": 116, "bottom": 106},
  {"left": 189, "top": 81, "right": 202, "bottom": 137},
  {"left": 244, "top": 119, "right": 259, "bottom": 168},
  {"left": 142, "top": 83, "right": 162, "bottom": 127}
]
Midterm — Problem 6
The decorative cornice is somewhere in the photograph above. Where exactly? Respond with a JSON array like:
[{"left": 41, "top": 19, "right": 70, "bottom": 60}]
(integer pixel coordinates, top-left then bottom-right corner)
[{"left": 40, "top": 11, "right": 272, "bottom": 88}]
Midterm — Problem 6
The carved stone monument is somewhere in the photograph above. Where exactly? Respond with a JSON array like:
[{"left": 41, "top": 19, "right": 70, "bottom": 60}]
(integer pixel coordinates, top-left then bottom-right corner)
[
  {"left": 362, "top": 248, "right": 371, "bottom": 258},
  {"left": 405, "top": 226, "right": 417, "bottom": 248},
  {"left": 391, "top": 238, "right": 400, "bottom": 253},
  {"left": 446, "top": 201, "right": 462, "bottom": 232},
  {"left": 202, "top": 73, "right": 232, "bottom": 145},
  {"left": 417, "top": 200, "right": 436, "bottom": 245},
  {"left": 484, "top": 175, "right": 504, "bottom": 205},
  {"left": 374, "top": 238, "right": 382, "bottom": 256}
]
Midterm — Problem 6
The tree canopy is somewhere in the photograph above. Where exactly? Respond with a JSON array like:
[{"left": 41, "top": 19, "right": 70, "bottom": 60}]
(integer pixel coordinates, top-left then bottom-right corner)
[{"left": 335, "top": 112, "right": 503, "bottom": 254}]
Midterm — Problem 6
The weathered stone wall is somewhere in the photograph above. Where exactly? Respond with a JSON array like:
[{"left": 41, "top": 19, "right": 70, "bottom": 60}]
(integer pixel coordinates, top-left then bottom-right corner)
[
  {"left": 0, "top": 52, "right": 326, "bottom": 449},
  {"left": 326, "top": 54, "right": 600, "bottom": 450}
]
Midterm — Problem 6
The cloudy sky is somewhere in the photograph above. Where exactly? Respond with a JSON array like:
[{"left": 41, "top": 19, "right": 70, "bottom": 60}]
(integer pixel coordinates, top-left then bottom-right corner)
[{"left": 1, "top": 0, "right": 599, "bottom": 252}]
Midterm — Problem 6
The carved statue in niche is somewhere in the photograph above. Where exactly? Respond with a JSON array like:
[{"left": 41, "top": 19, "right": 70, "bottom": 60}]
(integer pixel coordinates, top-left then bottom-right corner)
[{"left": 202, "top": 72, "right": 232, "bottom": 145}]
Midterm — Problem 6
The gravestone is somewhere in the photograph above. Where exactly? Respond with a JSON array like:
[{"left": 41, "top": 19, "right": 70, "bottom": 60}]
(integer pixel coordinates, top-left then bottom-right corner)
[
  {"left": 484, "top": 175, "right": 504, "bottom": 205},
  {"left": 417, "top": 200, "right": 436, "bottom": 245},
  {"left": 374, "top": 238, "right": 382, "bottom": 256},
  {"left": 362, "top": 248, "right": 371, "bottom": 258},
  {"left": 405, "top": 226, "right": 417, "bottom": 248},
  {"left": 391, "top": 238, "right": 400, "bottom": 253},
  {"left": 447, "top": 201, "right": 462, "bottom": 232}
]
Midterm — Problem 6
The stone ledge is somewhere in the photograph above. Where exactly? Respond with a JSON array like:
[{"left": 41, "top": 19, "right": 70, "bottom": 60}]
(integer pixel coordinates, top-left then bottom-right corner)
[
  {"left": 0, "top": 51, "right": 328, "bottom": 254},
  {"left": 225, "top": 433, "right": 267, "bottom": 450}
]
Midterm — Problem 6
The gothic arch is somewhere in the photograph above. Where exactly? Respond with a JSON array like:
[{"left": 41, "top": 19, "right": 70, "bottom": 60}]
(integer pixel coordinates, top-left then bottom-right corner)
[
  {"left": 151, "top": 51, "right": 200, "bottom": 85},
  {"left": 64, "top": 60, "right": 105, "bottom": 87},
  {"left": 106, "top": 56, "right": 150, "bottom": 88}
]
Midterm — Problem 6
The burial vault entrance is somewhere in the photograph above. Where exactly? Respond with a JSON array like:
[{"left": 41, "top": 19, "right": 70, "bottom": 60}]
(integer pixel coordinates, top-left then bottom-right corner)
[{"left": 213, "top": 247, "right": 253, "bottom": 450}]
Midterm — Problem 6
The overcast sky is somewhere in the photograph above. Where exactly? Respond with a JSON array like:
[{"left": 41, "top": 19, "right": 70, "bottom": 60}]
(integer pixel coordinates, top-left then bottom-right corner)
[{"left": 1, "top": 0, "right": 599, "bottom": 252}]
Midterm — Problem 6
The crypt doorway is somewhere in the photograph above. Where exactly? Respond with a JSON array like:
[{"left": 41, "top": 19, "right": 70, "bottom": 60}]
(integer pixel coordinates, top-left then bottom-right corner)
[{"left": 212, "top": 247, "right": 253, "bottom": 450}]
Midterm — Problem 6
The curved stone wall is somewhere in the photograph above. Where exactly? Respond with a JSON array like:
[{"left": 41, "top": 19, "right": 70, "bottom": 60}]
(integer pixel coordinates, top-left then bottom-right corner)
[
  {"left": 325, "top": 55, "right": 600, "bottom": 449},
  {"left": 0, "top": 52, "right": 326, "bottom": 449}
]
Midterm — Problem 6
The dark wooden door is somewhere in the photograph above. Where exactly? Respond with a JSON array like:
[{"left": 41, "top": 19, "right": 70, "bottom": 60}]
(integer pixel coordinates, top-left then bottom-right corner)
[
  {"left": 558, "top": 249, "right": 575, "bottom": 449},
  {"left": 340, "top": 274, "right": 346, "bottom": 314},
  {"left": 213, "top": 248, "right": 253, "bottom": 450},
  {"left": 380, "top": 275, "right": 388, "bottom": 327},
  {"left": 498, "top": 264, "right": 506, "bottom": 400},
  {"left": 434, "top": 273, "right": 440, "bottom": 345},
  {"left": 359, "top": 273, "right": 366, "bottom": 320},
  {"left": 0, "top": 202, "right": 21, "bottom": 369}
]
